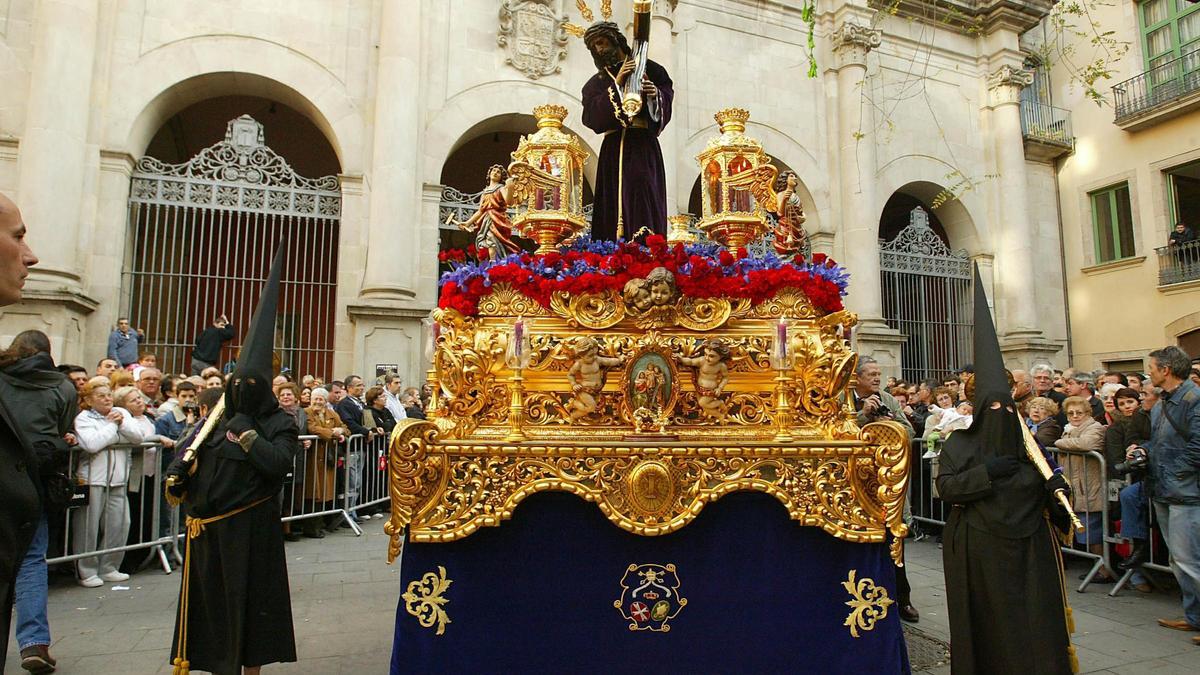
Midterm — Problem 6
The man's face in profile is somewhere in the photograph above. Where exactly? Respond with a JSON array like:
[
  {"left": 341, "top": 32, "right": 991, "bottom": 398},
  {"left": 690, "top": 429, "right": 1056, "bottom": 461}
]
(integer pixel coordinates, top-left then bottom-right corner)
[{"left": 0, "top": 194, "right": 38, "bottom": 306}]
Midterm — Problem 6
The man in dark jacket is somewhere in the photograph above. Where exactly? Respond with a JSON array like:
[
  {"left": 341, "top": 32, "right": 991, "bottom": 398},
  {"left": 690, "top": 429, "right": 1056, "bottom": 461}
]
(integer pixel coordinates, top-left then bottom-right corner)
[
  {"left": 1141, "top": 346, "right": 1200, "bottom": 641},
  {"left": 0, "top": 330, "right": 77, "bottom": 672},
  {"left": 190, "top": 314, "right": 234, "bottom": 375},
  {"left": 165, "top": 246, "right": 298, "bottom": 674},
  {"left": 333, "top": 375, "right": 371, "bottom": 520},
  {"left": 0, "top": 192, "right": 42, "bottom": 673}
]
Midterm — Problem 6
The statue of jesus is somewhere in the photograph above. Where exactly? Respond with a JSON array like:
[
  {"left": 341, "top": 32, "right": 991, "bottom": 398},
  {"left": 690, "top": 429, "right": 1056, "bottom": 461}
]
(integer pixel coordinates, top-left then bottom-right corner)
[{"left": 580, "top": 21, "right": 673, "bottom": 241}]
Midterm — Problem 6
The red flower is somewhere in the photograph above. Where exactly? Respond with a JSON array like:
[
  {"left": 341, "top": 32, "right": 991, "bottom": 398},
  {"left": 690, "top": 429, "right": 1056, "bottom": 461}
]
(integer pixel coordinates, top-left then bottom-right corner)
[
  {"left": 736, "top": 247, "right": 749, "bottom": 260},
  {"left": 718, "top": 250, "right": 735, "bottom": 266},
  {"left": 812, "top": 252, "right": 827, "bottom": 265}
]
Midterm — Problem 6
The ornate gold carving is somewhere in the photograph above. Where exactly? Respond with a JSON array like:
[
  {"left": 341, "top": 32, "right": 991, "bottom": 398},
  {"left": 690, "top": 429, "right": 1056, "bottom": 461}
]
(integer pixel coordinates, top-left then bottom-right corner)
[
  {"left": 550, "top": 289, "right": 624, "bottom": 328},
  {"left": 387, "top": 425, "right": 912, "bottom": 563},
  {"left": 842, "top": 570, "right": 893, "bottom": 638},
  {"left": 402, "top": 566, "right": 453, "bottom": 636},
  {"left": 676, "top": 296, "right": 732, "bottom": 331},
  {"left": 478, "top": 283, "right": 550, "bottom": 317},
  {"left": 395, "top": 289, "right": 909, "bottom": 565},
  {"left": 628, "top": 460, "right": 676, "bottom": 517}
]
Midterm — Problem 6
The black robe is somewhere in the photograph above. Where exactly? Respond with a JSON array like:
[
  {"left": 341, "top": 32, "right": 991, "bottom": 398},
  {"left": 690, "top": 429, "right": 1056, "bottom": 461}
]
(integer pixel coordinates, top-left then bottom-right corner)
[
  {"left": 581, "top": 59, "right": 673, "bottom": 241},
  {"left": 936, "top": 438, "right": 1076, "bottom": 675},
  {"left": 171, "top": 408, "right": 299, "bottom": 674}
]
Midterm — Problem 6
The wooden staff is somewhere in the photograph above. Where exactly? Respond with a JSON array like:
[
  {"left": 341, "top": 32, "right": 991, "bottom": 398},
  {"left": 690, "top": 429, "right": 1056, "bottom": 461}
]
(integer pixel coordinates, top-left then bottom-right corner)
[
  {"left": 1020, "top": 419, "right": 1084, "bottom": 532},
  {"left": 164, "top": 395, "right": 225, "bottom": 505}
]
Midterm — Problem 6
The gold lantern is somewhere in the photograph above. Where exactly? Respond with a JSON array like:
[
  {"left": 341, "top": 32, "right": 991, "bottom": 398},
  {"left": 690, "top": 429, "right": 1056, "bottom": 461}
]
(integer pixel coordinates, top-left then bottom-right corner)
[
  {"left": 695, "top": 108, "right": 779, "bottom": 251},
  {"left": 507, "top": 104, "right": 590, "bottom": 254}
]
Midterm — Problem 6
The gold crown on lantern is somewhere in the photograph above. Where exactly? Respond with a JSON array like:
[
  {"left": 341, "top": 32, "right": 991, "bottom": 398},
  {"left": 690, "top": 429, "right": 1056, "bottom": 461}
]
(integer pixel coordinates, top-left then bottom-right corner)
[{"left": 564, "top": 0, "right": 614, "bottom": 39}]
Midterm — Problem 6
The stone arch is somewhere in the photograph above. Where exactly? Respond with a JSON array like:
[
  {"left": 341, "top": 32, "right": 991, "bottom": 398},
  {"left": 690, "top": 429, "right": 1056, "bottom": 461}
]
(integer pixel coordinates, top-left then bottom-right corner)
[
  {"left": 876, "top": 155, "right": 985, "bottom": 255},
  {"left": 108, "top": 36, "right": 362, "bottom": 172},
  {"left": 424, "top": 81, "right": 601, "bottom": 187},
  {"left": 681, "top": 122, "right": 825, "bottom": 234}
]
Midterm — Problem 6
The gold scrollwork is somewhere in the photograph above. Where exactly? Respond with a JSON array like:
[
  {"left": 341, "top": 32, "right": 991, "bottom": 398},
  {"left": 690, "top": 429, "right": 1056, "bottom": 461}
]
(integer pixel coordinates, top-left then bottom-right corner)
[
  {"left": 402, "top": 566, "right": 453, "bottom": 636},
  {"left": 550, "top": 289, "right": 625, "bottom": 329},
  {"left": 477, "top": 283, "right": 550, "bottom": 317},
  {"left": 676, "top": 296, "right": 732, "bottom": 331},
  {"left": 842, "top": 569, "right": 893, "bottom": 638}
]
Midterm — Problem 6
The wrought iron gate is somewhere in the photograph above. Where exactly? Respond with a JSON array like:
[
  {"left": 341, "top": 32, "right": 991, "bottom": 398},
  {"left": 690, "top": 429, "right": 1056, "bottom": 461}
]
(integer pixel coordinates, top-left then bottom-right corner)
[
  {"left": 879, "top": 206, "right": 973, "bottom": 384},
  {"left": 123, "top": 115, "right": 341, "bottom": 378}
]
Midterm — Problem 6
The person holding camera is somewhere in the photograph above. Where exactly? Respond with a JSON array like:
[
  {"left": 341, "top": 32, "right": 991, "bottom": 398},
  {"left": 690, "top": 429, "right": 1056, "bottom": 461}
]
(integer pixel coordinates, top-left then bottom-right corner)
[
  {"left": 1141, "top": 346, "right": 1200, "bottom": 641},
  {"left": 1112, "top": 386, "right": 1153, "bottom": 590},
  {"left": 852, "top": 357, "right": 917, "bottom": 623}
]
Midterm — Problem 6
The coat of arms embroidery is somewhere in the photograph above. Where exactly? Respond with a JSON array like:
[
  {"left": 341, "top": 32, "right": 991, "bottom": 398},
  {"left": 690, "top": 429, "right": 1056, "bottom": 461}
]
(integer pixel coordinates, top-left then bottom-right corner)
[{"left": 613, "top": 563, "right": 687, "bottom": 632}]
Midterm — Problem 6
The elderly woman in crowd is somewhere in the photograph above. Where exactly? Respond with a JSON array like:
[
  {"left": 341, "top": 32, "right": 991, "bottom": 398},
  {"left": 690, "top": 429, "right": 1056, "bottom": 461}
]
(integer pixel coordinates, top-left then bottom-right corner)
[
  {"left": 113, "top": 385, "right": 173, "bottom": 568},
  {"left": 303, "top": 388, "right": 346, "bottom": 538},
  {"left": 1054, "top": 395, "right": 1114, "bottom": 582},
  {"left": 73, "top": 381, "right": 146, "bottom": 587},
  {"left": 1026, "top": 396, "right": 1063, "bottom": 448}
]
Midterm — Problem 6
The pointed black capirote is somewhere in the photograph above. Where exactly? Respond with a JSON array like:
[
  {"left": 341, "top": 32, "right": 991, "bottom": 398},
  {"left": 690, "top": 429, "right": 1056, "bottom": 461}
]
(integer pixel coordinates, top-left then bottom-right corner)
[
  {"left": 970, "top": 262, "right": 1013, "bottom": 406},
  {"left": 226, "top": 242, "right": 286, "bottom": 419}
]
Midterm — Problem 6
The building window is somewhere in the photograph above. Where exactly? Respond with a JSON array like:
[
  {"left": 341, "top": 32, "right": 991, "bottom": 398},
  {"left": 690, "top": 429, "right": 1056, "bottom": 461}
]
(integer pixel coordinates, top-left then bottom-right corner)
[
  {"left": 1166, "top": 159, "right": 1200, "bottom": 231},
  {"left": 1090, "top": 183, "right": 1136, "bottom": 263},
  {"left": 1139, "top": 0, "right": 1200, "bottom": 85}
]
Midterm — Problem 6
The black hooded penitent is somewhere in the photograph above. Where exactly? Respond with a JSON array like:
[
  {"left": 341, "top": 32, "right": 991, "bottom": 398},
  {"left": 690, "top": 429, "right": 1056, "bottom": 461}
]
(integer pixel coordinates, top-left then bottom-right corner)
[{"left": 225, "top": 243, "right": 285, "bottom": 420}]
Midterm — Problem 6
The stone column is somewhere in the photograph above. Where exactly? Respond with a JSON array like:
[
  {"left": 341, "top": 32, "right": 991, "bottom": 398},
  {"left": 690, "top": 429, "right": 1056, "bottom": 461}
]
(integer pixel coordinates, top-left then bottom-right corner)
[
  {"left": 986, "top": 65, "right": 1064, "bottom": 367},
  {"left": 831, "top": 22, "right": 903, "bottom": 374},
  {"left": 832, "top": 22, "right": 882, "bottom": 321},
  {"left": 650, "top": 0, "right": 678, "bottom": 215},
  {"left": 17, "top": 0, "right": 100, "bottom": 287},
  {"left": 988, "top": 65, "right": 1038, "bottom": 337},
  {"left": 360, "top": 0, "right": 423, "bottom": 300}
]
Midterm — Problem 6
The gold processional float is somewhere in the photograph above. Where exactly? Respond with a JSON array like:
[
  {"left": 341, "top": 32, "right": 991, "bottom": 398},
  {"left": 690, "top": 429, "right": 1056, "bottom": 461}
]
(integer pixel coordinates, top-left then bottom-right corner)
[{"left": 385, "top": 105, "right": 911, "bottom": 564}]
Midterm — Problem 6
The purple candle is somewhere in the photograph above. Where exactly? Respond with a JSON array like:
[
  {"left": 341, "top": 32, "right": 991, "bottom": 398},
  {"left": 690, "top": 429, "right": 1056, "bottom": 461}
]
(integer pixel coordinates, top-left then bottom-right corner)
[
  {"left": 775, "top": 317, "right": 788, "bottom": 364},
  {"left": 513, "top": 317, "right": 525, "bottom": 359}
]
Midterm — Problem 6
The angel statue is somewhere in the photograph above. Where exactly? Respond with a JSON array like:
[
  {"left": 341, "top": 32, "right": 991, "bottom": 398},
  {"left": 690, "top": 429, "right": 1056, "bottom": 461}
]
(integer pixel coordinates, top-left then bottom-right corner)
[
  {"left": 772, "top": 171, "right": 809, "bottom": 257},
  {"left": 444, "top": 164, "right": 525, "bottom": 261}
]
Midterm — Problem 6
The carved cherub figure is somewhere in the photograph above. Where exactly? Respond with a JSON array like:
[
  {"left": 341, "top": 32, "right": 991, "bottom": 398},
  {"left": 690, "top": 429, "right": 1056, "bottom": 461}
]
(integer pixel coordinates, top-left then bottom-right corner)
[
  {"left": 566, "top": 336, "right": 625, "bottom": 422},
  {"left": 678, "top": 338, "right": 731, "bottom": 420},
  {"left": 645, "top": 267, "right": 677, "bottom": 307},
  {"left": 622, "top": 278, "right": 653, "bottom": 312}
]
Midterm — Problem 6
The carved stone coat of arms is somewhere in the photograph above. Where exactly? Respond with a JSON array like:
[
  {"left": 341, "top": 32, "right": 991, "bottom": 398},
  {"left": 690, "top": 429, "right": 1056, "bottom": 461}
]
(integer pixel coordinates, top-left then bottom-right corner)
[{"left": 498, "top": 0, "right": 569, "bottom": 80}]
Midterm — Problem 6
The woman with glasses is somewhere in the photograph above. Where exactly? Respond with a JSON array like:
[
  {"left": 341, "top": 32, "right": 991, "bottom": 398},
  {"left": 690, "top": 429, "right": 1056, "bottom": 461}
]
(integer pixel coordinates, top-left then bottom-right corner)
[{"left": 1054, "top": 397, "right": 1113, "bottom": 582}]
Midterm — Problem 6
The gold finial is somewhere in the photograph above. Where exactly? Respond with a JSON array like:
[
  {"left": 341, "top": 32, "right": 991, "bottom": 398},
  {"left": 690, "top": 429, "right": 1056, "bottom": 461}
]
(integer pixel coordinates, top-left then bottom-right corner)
[
  {"left": 533, "top": 104, "right": 569, "bottom": 128},
  {"left": 601, "top": 0, "right": 613, "bottom": 20},
  {"left": 576, "top": 0, "right": 594, "bottom": 23},
  {"left": 714, "top": 108, "right": 751, "bottom": 134}
]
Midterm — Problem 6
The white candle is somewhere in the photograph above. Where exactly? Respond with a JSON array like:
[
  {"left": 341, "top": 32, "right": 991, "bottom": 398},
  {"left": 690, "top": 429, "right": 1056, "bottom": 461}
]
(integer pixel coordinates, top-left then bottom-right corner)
[{"left": 513, "top": 317, "right": 525, "bottom": 359}]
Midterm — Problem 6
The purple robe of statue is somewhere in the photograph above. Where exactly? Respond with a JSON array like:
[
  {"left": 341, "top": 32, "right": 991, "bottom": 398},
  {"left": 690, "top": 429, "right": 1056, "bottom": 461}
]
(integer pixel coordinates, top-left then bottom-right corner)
[{"left": 581, "top": 59, "right": 673, "bottom": 241}]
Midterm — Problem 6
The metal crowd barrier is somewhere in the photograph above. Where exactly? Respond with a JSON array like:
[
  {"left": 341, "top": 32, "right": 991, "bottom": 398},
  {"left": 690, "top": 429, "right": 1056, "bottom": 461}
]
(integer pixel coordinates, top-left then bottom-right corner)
[
  {"left": 347, "top": 432, "right": 392, "bottom": 520},
  {"left": 279, "top": 433, "right": 363, "bottom": 536},
  {"left": 45, "top": 428, "right": 388, "bottom": 576},
  {"left": 46, "top": 442, "right": 178, "bottom": 574},
  {"left": 1044, "top": 447, "right": 1112, "bottom": 592}
]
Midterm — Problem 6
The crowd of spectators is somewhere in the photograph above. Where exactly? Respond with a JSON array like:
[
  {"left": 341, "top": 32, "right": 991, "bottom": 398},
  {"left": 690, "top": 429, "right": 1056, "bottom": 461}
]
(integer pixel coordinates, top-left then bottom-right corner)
[
  {"left": 885, "top": 352, "right": 1200, "bottom": 597},
  {"left": 2, "top": 323, "right": 434, "bottom": 672}
]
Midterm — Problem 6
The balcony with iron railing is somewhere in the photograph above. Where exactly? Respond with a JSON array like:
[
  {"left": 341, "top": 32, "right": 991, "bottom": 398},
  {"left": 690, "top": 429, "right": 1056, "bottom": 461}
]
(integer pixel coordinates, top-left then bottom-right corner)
[
  {"left": 1019, "top": 100, "right": 1073, "bottom": 161},
  {"left": 1113, "top": 48, "right": 1200, "bottom": 131},
  {"left": 1157, "top": 239, "right": 1200, "bottom": 287}
]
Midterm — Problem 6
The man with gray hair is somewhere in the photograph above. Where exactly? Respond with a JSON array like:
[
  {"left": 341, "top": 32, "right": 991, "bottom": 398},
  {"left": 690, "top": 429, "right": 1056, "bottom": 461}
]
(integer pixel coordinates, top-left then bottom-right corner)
[
  {"left": 0, "top": 192, "right": 42, "bottom": 671},
  {"left": 1064, "top": 368, "right": 1105, "bottom": 423},
  {"left": 851, "top": 355, "right": 917, "bottom": 623},
  {"left": 1138, "top": 346, "right": 1200, "bottom": 642}
]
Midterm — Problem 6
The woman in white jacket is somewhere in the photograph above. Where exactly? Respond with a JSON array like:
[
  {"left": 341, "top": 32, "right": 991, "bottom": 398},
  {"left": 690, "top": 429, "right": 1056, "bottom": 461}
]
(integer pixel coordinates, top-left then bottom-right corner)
[{"left": 72, "top": 380, "right": 146, "bottom": 587}]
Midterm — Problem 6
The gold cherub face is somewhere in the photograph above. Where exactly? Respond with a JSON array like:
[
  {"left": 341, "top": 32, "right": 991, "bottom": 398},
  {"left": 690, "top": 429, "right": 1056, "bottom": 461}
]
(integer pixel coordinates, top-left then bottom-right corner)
[{"left": 649, "top": 280, "right": 673, "bottom": 306}]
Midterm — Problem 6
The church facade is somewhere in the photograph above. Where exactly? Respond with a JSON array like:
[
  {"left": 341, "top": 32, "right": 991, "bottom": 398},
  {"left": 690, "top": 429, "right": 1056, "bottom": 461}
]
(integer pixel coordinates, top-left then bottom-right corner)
[{"left": 0, "top": 0, "right": 1078, "bottom": 384}]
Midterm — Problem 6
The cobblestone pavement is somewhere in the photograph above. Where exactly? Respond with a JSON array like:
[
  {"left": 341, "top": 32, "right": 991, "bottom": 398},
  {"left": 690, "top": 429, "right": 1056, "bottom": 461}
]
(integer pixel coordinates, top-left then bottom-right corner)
[{"left": 6, "top": 522, "right": 1199, "bottom": 673}]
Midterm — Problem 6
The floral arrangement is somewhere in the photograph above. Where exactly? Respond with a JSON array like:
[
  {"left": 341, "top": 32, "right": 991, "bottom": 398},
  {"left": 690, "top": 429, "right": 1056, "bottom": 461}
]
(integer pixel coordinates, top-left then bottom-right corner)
[{"left": 437, "top": 235, "right": 850, "bottom": 317}]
